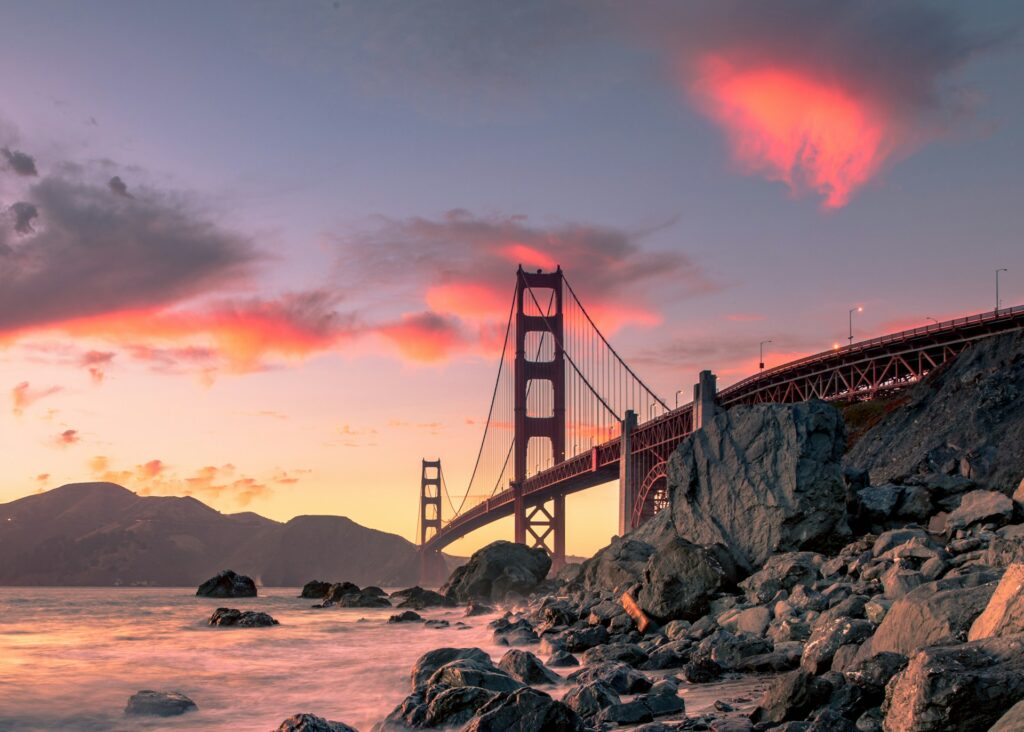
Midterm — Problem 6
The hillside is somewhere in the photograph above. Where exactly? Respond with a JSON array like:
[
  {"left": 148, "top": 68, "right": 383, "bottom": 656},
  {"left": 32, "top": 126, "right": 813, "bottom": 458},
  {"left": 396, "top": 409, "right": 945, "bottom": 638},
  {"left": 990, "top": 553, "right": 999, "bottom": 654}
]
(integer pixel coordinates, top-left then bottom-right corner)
[{"left": 0, "top": 482, "right": 436, "bottom": 587}]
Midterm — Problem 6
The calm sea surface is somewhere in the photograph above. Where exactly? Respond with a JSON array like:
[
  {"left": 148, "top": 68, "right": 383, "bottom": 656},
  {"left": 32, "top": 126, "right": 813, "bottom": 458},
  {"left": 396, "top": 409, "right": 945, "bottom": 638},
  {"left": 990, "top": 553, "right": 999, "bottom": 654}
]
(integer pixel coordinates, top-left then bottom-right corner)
[{"left": 0, "top": 588, "right": 766, "bottom": 731}]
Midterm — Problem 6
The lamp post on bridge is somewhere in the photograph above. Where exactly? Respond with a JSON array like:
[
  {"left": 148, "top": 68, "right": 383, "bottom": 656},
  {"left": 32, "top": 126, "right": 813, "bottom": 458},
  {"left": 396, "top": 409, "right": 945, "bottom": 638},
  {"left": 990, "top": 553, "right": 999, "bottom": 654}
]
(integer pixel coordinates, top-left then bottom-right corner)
[
  {"left": 996, "top": 268, "right": 1008, "bottom": 315},
  {"left": 849, "top": 306, "right": 863, "bottom": 346},
  {"left": 759, "top": 340, "right": 772, "bottom": 372},
  {"left": 926, "top": 317, "right": 938, "bottom": 326},
  {"left": 675, "top": 389, "right": 684, "bottom": 408}
]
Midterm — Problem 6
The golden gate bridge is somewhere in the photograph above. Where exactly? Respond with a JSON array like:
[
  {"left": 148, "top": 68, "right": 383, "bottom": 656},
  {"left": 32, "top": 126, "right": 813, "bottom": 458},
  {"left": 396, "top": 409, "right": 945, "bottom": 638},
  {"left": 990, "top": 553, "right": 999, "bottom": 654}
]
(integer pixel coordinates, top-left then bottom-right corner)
[{"left": 417, "top": 266, "right": 1024, "bottom": 581}]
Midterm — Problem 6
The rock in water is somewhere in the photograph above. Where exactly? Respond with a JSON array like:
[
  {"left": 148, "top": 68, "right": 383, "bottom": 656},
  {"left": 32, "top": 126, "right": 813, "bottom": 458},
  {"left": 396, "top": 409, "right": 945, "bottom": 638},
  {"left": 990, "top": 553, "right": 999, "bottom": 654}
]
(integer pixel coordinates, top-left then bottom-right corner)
[
  {"left": 208, "top": 607, "right": 279, "bottom": 627},
  {"left": 410, "top": 647, "right": 494, "bottom": 691},
  {"left": 883, "top": 636, "right": 1024, "bottom": 731},
  {"left": 300, "top": 580, "right": 332, "bottom": 599},
  {"left": 275, "top": 713, "right": 357, "bottom": 731},
  {"left": 441, "top": 541, "right": 551, "bottom": 603},
  {"left": 464, "top": 687, "right": 586, "bottom": 732},
  {"left": 846, "top": 329, "right": 1024, "bottom": 491},
  {"left": 125, "top": 690, "right": 197, "bottom": 716},
  {"left": 666, "top": 400, "right": 848, "bottom": 571},
  {"left": 196, "top": 569, "right": 257, "bottom": 598},
  {"left": 497, "top": 649, "right": 561, "bottom": 685}
]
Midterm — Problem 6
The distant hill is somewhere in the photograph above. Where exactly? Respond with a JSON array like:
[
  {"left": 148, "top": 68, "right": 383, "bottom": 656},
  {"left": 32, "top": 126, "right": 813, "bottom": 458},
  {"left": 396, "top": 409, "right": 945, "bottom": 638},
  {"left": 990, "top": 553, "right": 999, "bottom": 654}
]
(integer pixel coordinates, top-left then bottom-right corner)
[{"left": 0, "top": 482, "right": 446, "bottom": 587}]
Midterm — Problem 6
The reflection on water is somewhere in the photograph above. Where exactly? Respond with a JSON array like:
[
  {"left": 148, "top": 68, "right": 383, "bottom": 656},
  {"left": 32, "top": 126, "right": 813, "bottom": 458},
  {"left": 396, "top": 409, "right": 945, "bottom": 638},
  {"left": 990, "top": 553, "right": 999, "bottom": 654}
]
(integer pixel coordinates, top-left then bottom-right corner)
[
  {"left": 0, "top": 588, "right": 770, "bottom": 731},
  {"left": 0, "top": 587, "right": 506, "bottom": 731}
]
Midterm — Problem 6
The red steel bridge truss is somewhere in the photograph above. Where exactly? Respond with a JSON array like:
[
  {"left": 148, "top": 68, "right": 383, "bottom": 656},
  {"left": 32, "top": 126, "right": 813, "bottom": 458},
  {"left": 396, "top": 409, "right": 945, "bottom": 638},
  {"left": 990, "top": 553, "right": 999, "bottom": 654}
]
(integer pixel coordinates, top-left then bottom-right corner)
[{"left": 418, "top": 267, "right": 1024, "bottom": 575}]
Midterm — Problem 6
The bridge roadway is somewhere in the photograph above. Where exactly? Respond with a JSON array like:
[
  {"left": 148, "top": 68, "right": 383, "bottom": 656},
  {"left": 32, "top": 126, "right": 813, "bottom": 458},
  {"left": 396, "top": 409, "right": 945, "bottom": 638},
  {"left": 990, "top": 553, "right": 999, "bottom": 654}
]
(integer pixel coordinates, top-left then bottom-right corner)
[{"left": 424, "top": 304, "right": 1024, "bottom": 554}]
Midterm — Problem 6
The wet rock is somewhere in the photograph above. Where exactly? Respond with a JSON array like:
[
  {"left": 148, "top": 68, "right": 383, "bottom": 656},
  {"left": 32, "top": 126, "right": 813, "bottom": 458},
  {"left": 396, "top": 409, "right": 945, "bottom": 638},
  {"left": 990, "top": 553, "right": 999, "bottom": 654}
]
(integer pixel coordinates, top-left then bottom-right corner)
[
  {"left": 580, "top": 642, "right": 648, "bottom": 667},
  {"left": 497, "top": 649, "right": 560, "bottom": 685},
  {"left": 546, "top": 649, "right": 579, "bottom": 667},
  {"left": 335, "top": 590, "right": 392, "bottom": 608},
  {"left": 750, "top": 670, "right": 831, "bottom": 725},
  {"left": 595, "top": 699, "right": 653, "bottom": 726},
  {"left": 195, "top": 570, "right": 256, "bottom": 598},
  {"left": 442, "top": 541, "right": 551, "bottom": 603},
  {"left": 692, "top": 629, "right": 771, "bottom": 671},
  {"left": 682, "top": 657, "right": 722, "bottom": 683},
  {"left": 393, "top": 586, "right": 453, "bottom": 609},
  {"left": 208, "top": 607, "right": 278, "bottom": 627},
  {"left": 577, "top": 537, "right": 656, "bottom": 594},
  {"left": 492, "top": 618, "right": 539, "bottom": 646},
  {"left": 388, "top": 610, "right": 423, "bottom": 623},
  {"left": 568, "top": 661, "right": 652, "bottom": 694},
  {"left": 424, "top": 687, "right": 498, "bottom": 728},
  {"left": 124, "top": 690, "right": 197, "bottom": 717},
  {"left": 844, "top": 652, "right": 908, "bottom": 707},
  {"left": 410, "top": 647, "right": 492, "bottom": 691},
  {"left": 275, "top": 713, "right": 357, "bottom": 732},
  {"left": 735, "top": 644, "right": 802, "bottom": 673},
  {"left": 428, "top": 658, "right": 523, "bottom": 693},
  {"left": 739, "top": 552, "right": 822, "bottom": 604},
  {"left": 465, "top": 601, "right": 494, "bottom": 616},
  {"left": 667, "top": 400, "right": 848, "bottom": 572},
  {"left": 947, "top": 490, "right": 1014, "bottom": 531},
  {"left": 883, "top": 635, "right": 1024, "bottom": 731},
  {"left": 560, "top": 624, "right": 609, "bottom": 652},
  {"left": 425, "top": 619, "right": 450, "bottom": 628},
  {"left": 299, "top": 580, "right": 332, "bottom": 599},
  {"left": 322, "top": 582, "right": 361, "bottom": 603},
  {"left": 968, "top": 562, "right": 1024, "bottom": 640},
  {"left": 636, "top": 538, "right": 729, "bottom": 622},
  {"left": 464, "top": 687, "right": 585, "bottom": 732},
  {"left": 856, "top": 574, "right": 998, "bottom": 660},
  {"left": 801, "top": 617, "right": 875, "bottom": 674},
  {"left": 563, "top": 681, "right": 620, "bottom": 719},
  {"left": 722, "top": 606, "right": 772, "bottom": 636},
  {"left": 641, "top": 638, "right": 692, "bottom": 670}
]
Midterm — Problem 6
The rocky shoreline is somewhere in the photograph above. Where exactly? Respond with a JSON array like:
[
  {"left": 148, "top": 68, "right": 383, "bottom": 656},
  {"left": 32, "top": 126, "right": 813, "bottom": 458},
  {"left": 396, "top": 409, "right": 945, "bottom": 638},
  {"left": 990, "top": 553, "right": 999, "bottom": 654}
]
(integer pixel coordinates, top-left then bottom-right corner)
[{"left": 141, "top": 330, "right": 1024, "bottom": 731}]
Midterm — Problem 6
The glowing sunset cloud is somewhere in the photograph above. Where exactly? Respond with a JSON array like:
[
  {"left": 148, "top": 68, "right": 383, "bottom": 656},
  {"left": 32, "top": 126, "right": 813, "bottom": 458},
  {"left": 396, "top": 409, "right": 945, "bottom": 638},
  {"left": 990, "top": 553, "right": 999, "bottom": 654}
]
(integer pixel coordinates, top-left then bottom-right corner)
[
  {"left": 377, "top": 312, "right": 468, "bottom": 363},
  {"left": 500, "top": 243, "right": 559, "bottom": 271},
  {"left": 690, "top": 56, "right": 906, "bottom": 208},
  {"left": 425, "top": 282, "right": 511, "bottom": 320}
]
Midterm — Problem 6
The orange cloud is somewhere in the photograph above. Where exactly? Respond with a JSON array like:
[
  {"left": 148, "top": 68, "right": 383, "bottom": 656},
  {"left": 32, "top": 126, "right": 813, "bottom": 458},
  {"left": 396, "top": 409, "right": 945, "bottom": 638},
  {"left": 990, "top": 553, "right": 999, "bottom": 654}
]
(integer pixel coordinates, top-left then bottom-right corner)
[
  {"left": 377, "top": 312, "right": 469, "bottom": 363},
  {"left": 425, "top": 282, "right": 510, "bottom": 321},
  {"left": 500, "top": 243, "right": 559, "bottom": 271},
  {"left": 689, "top": 56, "right": 908, "bottom": 208},
  {"left": 56, "top": 429, "right": 80, "bottom": 446},
  {"left": 11, "top": 382, "right": 62, "bottom": 416}
]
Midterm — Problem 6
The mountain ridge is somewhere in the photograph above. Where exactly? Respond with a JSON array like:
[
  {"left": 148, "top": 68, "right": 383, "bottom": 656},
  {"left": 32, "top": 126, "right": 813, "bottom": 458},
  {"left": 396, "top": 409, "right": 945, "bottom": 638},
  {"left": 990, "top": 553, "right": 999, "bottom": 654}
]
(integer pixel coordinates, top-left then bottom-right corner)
[{"left": 0, "top": 482, "right": 439, "bottom": 587}]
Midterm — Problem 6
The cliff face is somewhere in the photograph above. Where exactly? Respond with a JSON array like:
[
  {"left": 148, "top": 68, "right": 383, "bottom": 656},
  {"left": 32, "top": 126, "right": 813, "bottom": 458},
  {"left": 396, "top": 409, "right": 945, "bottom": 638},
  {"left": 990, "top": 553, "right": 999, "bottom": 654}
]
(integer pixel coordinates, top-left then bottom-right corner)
[
  {"left": 845, "top": 330, "right": 1024, "bottom": 492},
  {"left": 0, "top": 482, "right": 426, "bottom": 587}
]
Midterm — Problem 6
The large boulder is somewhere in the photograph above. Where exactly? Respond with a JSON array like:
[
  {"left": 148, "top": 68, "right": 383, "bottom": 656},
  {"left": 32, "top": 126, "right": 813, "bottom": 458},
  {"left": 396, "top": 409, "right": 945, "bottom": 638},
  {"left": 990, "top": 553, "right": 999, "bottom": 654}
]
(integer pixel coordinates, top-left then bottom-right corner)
[
  {"left": 195, "top": 570, "right": 256, "bottom": 598},
  {"left": 883, "top": 635, "right": 1024, "bottom": 731},
  {"left": 750, "top": 670, "right": 831, "bottom": 725},
  {"left": 124, "top": 690, "right": 197, "bottom": 717},
  {"left": 576, "top": 537, "right": 655, "bottom": 594},
  {"left": 275, "top": 713, "right": 357, "bottom": 732},
  {"left": 497, "top": 650, "right": 560, "bottom": 685},
  {"left": 410, "top": 647, "right": 493, "bottom": 691},
  {"left": 846, "top": 330, "right": 1024, "bottom": 492},
  {"left": 968, "top": 563, "right": 1024, "bottom": 640},
  {"left": 442, "top": 541, "right": 551, "bottom": 603},
  {"left": 856, "top": 575, "right": 998, "bottom": 661},
  {"left": 947, "top": 489, "right": 1014, "bottom": 531},
  {"left": 393, "top": 586, "right": 453, "bottom": 609},
  {"left": 299, "top": 580, "right": 332, "bottom": 599},
  {"left": 739, "top": 552, "right": 822, "bottom": 604},
  {"left": 666, "top": 401, "right": 848, "bottom": 571},
  {"left": 464, "top": 687, "right": 585, "bottom": 732},
  {"left": 636, "top": 538, "right": 729, "bottom": 622}
]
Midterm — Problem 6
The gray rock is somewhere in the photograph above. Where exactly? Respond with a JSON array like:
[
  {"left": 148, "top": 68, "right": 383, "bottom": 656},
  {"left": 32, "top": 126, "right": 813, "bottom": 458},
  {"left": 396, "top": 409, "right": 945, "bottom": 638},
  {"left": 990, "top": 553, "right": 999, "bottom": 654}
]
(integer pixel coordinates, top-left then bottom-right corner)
[
  {"left": 334, "top": 590, "right": 392, "bottom": 608},
  {"left": 801, "top": 617, "right": 875, "bottom": 674},
  {"left": 857, "top": 484, "right": 902, "bottom": 521},
  {"left": 844, "top": 652, "right": 908, "bottom": 707},
  {"left": 641, "top": 638, "right": 692, "bottom": 670},
  {"left": 740, "top": 552, "right": 822, "bottom": 604},
  {"left": 424, "top": 687, "right": 499, "bottom": 728},
  {"left": 464, "top": 687, "right": 586, "bottom": 732},
  {"left": 124, "top": 690, "right": 197, "bottom": 717},
  {"left": 636, "top": 538, "right": 728, "bottom": 622},
  {"left": 682, "top": 657, "right": 722, "bottom": 683},
  {"left": 497, "top": 650, "right": 560, "bottom": 685},
  {"left": 577, "top": 537, "right": 655, "bottom": 594},
  {"left": 275, "top": 713, "right": 357, "bottom": 732},
  {"left": 724, "top": 606, "right": 772, "bottom": 636},
  {"left": 968, "top": 562, "right": 1024, "bottom": 640},
  {"left": 872, "top": 528, "right": 933, "bottom": 558},
  {"left": 693, "top": 629, "right": 771, "bottom": 671},
  {"left": 442, "top": 541, "right": 551, "bottom": 603},
  {"left": 563, "top": 681, "right": 620, "bottom": 719},
  {"left": 208, "top": 607, "right": 278, "bottom": 627},
  {"left": 195, "top": 570, "right": 256, "bottom": 598},
  {"left": 883, "top": 635, "right": 1024, "bottom": 731},
  {"left": 947, "top": 490, "right": 1014, "bottom": 531},
  {"left": 410, "top": 647, "right": 492, "bottom": 691},
  {"left": 856, "top": 575, "right": 998, "bottom": 660},
  {"left": 667, "top": 401, "right": 848, "bottom": 572},
  {"left": 581, "top": 642, "right": 648, "bottom": 667},
  {"left": 848, "top": 330, "right": 1024, "bottom": 490},
  {"left": 881, "top": 565, "right": 925, "bottom": 600},
  {"left": 559, "top": 624, "right": 609, "bottom": 652},
  {"left": 465, "top": 601, "right": 495, "bottom": 616},
  {"left": 546, "top": 649, "right": 578, "bottom": 667},
  {"left": 595, "top": 699, "right": 653, "bottom": 725},
  {"left": 388, "top": 610, "right": 423, "bottom": 623},
  {"left": 750, "top": 670, "right": 830, "bottom": 725},
  {"left": 394, "top": 586, "right": 453, "bottom": 609},
  {"left": 567, "top": 661, "right": 652, "bottom": 694},
  {"left": 321, "top": 582, "right": 360, "bottom": 604},
  {"left": 428, "top": 658, "right": 523, "bottom": 693},
  {"left": 299, "top": 580, "right": 332, "bottom": 599}
]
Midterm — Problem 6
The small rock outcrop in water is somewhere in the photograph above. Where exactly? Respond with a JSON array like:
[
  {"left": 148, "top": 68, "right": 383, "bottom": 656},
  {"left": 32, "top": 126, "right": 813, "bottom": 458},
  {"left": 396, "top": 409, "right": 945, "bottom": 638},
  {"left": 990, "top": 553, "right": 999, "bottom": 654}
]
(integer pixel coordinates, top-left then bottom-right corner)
[
  {"left": 441, "top": 541, "right": 551, "bottom": 603},
  {"left": 275, "top": 713, "right": 357, "bottom": 732},
  {"left": 195, "top": 569, "right": 257, "bottom": 598},
  {"left": 124, "top": 690, "right": 197, "bottom": 716},
  {"left": 392, "top": 586, "right": 454, "bottom": 609},
  {"left": 208, "top": 607, "right": 279, "bottom": 627},
  {"left": 300, "top": 580, "right": 332, "bottom": 599},
  {"left": 389, "top": 610, "right": 423, "bottom": 623}
]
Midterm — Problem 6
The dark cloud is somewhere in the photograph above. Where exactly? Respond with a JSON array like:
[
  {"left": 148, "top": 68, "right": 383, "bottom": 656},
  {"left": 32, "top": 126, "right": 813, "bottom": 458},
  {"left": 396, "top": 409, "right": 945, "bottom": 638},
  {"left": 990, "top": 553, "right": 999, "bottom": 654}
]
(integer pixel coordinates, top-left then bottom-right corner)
[
  {"left": 0, "top": 173, "right": 260, "bottom": 334},
  {"left": 57, "top": 429, "right": 80, "bottom": 445},
  {"left": 108, "top": 176, "right": 131, "bottom": 197},
  {"left": 10, "top": 202, "right": 38, "bottom": 234},
  {"left": 2, "top": 147, "right": 38, "bottom": 176}
]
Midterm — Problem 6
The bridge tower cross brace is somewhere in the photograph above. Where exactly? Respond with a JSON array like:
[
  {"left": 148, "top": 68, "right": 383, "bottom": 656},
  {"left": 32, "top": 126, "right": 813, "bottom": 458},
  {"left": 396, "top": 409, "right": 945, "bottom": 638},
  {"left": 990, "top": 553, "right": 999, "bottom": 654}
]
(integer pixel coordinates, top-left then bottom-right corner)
[{"left": 513, "top": 266, "right": 566, "bottom": 570}]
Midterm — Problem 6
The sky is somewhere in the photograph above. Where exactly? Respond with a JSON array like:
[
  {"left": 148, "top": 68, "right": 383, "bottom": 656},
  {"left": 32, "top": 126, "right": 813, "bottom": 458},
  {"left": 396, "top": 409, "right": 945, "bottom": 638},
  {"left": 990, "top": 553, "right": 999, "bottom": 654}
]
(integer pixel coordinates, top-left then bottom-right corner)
[{"left": 1, "top": 1, "right": 1023, "bottom": 557}]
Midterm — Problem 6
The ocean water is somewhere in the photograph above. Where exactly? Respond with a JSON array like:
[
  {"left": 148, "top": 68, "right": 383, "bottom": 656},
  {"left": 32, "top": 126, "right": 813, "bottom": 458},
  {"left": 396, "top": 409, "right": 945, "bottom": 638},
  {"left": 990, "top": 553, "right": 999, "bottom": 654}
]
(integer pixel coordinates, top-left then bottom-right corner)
[{"left": 0, "top": 588, "right": 768, "bottom": 731}]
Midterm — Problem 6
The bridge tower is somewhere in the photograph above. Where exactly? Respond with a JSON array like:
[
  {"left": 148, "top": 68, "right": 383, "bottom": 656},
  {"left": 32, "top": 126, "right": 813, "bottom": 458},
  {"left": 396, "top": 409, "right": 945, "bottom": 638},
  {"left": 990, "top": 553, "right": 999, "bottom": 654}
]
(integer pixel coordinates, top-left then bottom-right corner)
[
  {"left": 418, "top": 459, "right": 447, "bottom": 586},
  {"left": 513, "top": 266, "right": 566, "bottom": 570}
]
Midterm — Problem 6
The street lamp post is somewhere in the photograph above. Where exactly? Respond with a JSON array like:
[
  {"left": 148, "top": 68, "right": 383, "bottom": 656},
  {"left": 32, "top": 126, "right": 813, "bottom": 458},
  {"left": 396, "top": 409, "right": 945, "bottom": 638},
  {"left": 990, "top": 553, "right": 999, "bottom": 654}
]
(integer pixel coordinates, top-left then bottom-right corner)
[
  {"left": 759, "top": 340, "right": 772, "bottom": 372},
  {"left": 849, "top": 306, "right": 863, "bottom": 345},
  {"left": 926, "top": 316, "right": 938, "bottom": 325},
  {"left": 674, "top": 389, "right": 684, "bottom": 408},
  {"left": 996, "top": 268, "right": 1008, "bottom": 314}
]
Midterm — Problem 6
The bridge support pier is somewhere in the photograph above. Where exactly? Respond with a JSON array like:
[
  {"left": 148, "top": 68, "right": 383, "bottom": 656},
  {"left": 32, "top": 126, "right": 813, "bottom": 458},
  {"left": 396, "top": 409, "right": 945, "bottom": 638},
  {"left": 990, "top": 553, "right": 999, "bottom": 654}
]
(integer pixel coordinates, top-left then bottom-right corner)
[{"left": 618, "top": 409, "right": 638, "bottom": 536}]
